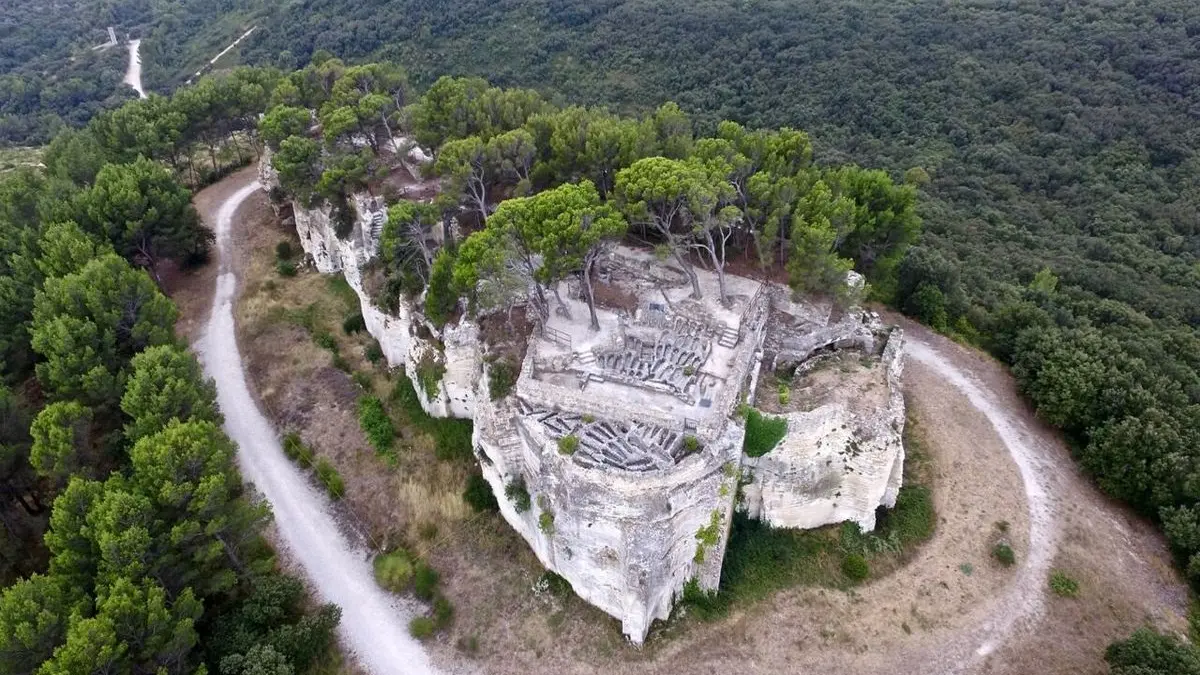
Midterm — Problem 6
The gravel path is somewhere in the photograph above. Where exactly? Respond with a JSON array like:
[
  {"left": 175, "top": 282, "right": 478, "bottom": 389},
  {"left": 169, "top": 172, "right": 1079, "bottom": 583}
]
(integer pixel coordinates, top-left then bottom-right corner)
[
  {"left": 124, "top": 39, "right": 146, "bottom": 98},
  {"left": 905, "top": 337, "right": 1060, "bottom": 672},
  {"left": 195, "top": 178, "right": 438, "bottom": 675}
]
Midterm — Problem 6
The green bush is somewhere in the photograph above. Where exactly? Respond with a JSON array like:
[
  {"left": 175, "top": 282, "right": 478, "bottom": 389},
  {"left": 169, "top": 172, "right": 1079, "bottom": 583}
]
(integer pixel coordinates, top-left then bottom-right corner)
[
  {"left": 408, "top": 616, "right": 436, "bottom": 639},
  {"left": 1106, "top": 628, "right": 1200, "bottom": 675},
  {"left": 276, "top": 259, "right": 297, "bottom": 277},
  {"left": 505, "top": 478, "right": 531, "bottom": 512},
  {"left": 315, "top": 458, "right": 345, "bottom": 499},
  {"left": 743, "top": 409, "right": 788, "bottom": 457},
  {"left": 877, "top": 485, "right": 935, "bottom": 545},
  {"left": 538, "top": 571, "right": 572, "bottom": 598},
  {"left": 538, "top": 509, "right": 555, "bottom": 535},
  {"left": 282, "top": 432, "right": 304, "bottom": 461},
  {"left": 413, "top": 562, "right": 440, "bottom": 601},
  {"left": 683, "top": 435, "right": 701, "bottom": 453},
  {"left": 357, "top": 395, "right": 395, "bottom": 453},
  {"left": 275, "top": 241, "right": 294, "bottom": 260},
  {"left": 342, "top": 312, "right": 366, "bottom": 334},
  {"left": 680, "top": 577, "right": 727, "bottom": 620},
  {"left": 432, "top": 594, "right": 454, "bottom": 629},
  {"left": 364, "top": 340, "right": 384, "bottom": 364},
  {"left": 557, "top": 434, "right": 579, "bottom": 455},
  {"left": 373, "top": 550, "right": 416, "bottom": 592},
  {"left": 777, "top": 383, "right": 790, "bottom": 406},
  {"left": 314, "top": 331, "right": 338, "bottom": 352},
  {"left": 389, "top": 374, "right": 474, "bottom": 461},
  {"left": 1050, "top": 570, "right": 1079, "bottom": 598},
  {"left": 487, "top": 358, "right": 518, "bottom": 401},
  {"left": 841, "top": 553, "right": 870, "bottom": 582},
  {"left": 463, "top": 472, "right": 499, "bottom": 512},
  {"left": 352, "top": 371, "right": 373, "bottom": 392},
  {"left": 991, "top": 542, "right": 1016, "bottom": 567},
  {"left": 415, "top": 355, "right": 446, "bottom": 399}
]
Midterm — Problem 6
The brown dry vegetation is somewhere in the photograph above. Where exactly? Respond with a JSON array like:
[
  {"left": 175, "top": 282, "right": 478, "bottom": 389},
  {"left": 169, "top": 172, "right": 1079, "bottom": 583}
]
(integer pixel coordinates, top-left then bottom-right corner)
[{"left": 179, "top": 171, "right": 1188, "bottom": 675}]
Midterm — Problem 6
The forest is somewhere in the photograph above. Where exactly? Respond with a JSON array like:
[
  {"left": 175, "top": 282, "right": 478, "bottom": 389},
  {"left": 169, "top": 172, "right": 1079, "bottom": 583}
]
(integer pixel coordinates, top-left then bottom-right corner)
[
  {"left": 0, "top": 63, "right": 341, "bottom": 672},
  {"left": 1, "top": 0, "right": 1200, "bottom": 671}
]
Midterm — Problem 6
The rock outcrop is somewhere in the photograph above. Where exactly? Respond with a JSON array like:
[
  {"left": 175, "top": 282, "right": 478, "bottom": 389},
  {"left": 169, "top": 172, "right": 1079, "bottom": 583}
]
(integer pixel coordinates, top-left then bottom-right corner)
[{"left": 260, "top": 151, "right": 907, "bottom": 645}]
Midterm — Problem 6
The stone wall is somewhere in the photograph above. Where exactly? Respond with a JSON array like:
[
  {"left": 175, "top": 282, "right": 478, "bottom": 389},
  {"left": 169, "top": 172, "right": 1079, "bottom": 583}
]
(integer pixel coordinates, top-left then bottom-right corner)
[{"left": 741, "top": 329, "right": 906, "bottom": 531}]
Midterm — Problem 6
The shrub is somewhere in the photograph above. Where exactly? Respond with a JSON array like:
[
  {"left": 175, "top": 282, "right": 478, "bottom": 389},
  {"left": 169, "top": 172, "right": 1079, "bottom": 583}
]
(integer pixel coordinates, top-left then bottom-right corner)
[
  {"left": 413, "top": 562, "right": 439, "bottom": 601},
  {"left": 389, "top": 375, "right": 474, "bottom": 461},
  {"left": 683, "top": 365, "right": 695, "bottom": 376},
  {"left": 281, "top": 433, "right": 315, "bottom": 469},
  {"left": 432, "top": 594, "right": 454, "bottom": 629},
  {"left": 276, "top": 259, "right": 297, "bottom": 277},
  {"left": 275, "top": 241, "right": 294, "bottom": 260},
  {"left": 1050, "top": 570, "right": 1079, "bottom": 598},
  {"left": 357, "top": 396, "right": 394, "bottom": 453},
  {"left": 841, "top": 553, "right": 870, "bottom": 582},
  {"left": 415, "top": 355, "right": 446, "bottom": 400},
  {"left": 463, "top": 472, "right": 499, "bottom": 512},
  {"left": 315, "top": 458, "right": 345, "bottom": 499},
  {"left": 314, "top": 331, "right": 338, "bottom": 352},
  {"left": 364, "top": 340, "right": 384, "bottom": 364},
  {"left": 408, "top": 616, "right": 436, "bottom": 639},
  {"left": 487, "top": 358, "right": 518, "bottom": 401},
  {"left": 538, "top": 510, "right": 555, "bottom": 535},
  {"left": 373, "top": 550, "right": 416, "bottom": 592},
  {"left": 743, "top": 409, "right": 788, "bottom": 457},
  {"left": 581, "top": 414, "right": 595, "bottom": 424},
  {"left": 342, "top": 312, "right": 366, "bottom": 334},
  {"left": 538, "top": 571, "right": 572, "bottom": 598},
  {"left": 557, "top": 434, "right": 579, "bottom": 455},
  {"left": 878, "top": 485, "right": 935, "bottom": 545},
  {"left": 282, "top": 432, "right": 304, "bottom": 461},
  {"left": 992, "top": 542, "right": 1016, "bottom": 567},
  {"left": 683, "top": 435, "right": 701, "bottom": 453},
  {"left": 680, "top": 577, "right": 727, "bottom": 620},
  {"left": 424, "top": 249, "right": 458, "bottom": 327},
  {"left": 778, "top": 383, "right": 790, "bottom": 406},
  {"left": 1106, "top": 627, "right": 1200, "bottom": 674},
  {"left": 352, "top": 371, "right": 373, "bottom": 392},
  {"left": 505, "top": 478, "right": 531, "bottom": 512}
]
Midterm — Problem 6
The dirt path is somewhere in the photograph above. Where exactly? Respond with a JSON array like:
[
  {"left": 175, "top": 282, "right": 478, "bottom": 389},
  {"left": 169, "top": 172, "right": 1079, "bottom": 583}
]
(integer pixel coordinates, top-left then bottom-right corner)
[
  {"left": 192, "top": 172, "right": 440, "bottom": 675},
  {"left": 124, "top": 39, "right": 146, "bottom": 98}
]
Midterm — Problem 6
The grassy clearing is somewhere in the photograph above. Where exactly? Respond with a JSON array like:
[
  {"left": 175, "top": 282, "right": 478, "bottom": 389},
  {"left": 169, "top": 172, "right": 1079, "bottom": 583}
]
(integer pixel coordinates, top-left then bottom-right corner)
[
  {"left": 742, "top": 408, "right": 788, "bottom": 457},
  {"left": 0, "top": 146, "right": 43, "bottom": 174}
]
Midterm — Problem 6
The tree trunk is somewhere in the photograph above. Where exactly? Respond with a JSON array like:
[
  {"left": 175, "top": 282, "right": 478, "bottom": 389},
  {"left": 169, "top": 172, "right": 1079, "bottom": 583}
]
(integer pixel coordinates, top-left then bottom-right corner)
[
  {"left": 672, "top": 245, "right": 702, "bottom": 299},
  {"left": 703, "top": 230, "right": 730, "bottom": 307},
  {"left": 551, "top": 283, "right": 570, "bottom": 319},
  {"left": 583, "top": 255, "right": 600, "bottom": 331}
]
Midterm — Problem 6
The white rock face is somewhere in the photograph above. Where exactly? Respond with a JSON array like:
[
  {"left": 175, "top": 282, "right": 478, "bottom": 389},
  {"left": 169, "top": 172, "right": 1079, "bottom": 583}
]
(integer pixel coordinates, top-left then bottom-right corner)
[
  {"left": 741, "top": 329, "right": 906, "bottom": 531},
  {"left": 262, "top": 152, "right": 480, "bottom": 420}
]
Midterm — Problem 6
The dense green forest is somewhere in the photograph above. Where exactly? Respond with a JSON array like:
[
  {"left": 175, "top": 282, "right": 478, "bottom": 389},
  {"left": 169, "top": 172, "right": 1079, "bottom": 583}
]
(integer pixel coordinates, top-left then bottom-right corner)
[
  {"left": 0, "top": 0, "right": 262, "bottom": 144},
  {"left": 0, "top": 61, "right": 339, "bottom": 671}
]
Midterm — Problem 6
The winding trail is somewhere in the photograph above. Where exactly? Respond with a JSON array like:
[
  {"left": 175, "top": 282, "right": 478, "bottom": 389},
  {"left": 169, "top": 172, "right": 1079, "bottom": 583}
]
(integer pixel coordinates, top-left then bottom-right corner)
[
  {"left": 904, "top": 338, "right": 1060, "bottom": 673},
  {"left": 195, "top": 180, "right": 438, "bottom": 675},
  {"left": 123, "top": 39, "right": 146, "bottom": 99}
]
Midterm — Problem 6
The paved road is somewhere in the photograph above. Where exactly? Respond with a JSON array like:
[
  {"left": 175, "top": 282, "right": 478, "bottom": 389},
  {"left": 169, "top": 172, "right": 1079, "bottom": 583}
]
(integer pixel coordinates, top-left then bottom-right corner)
[{"left": 195, "top": 177, "right": 438, "bottom": 675}]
